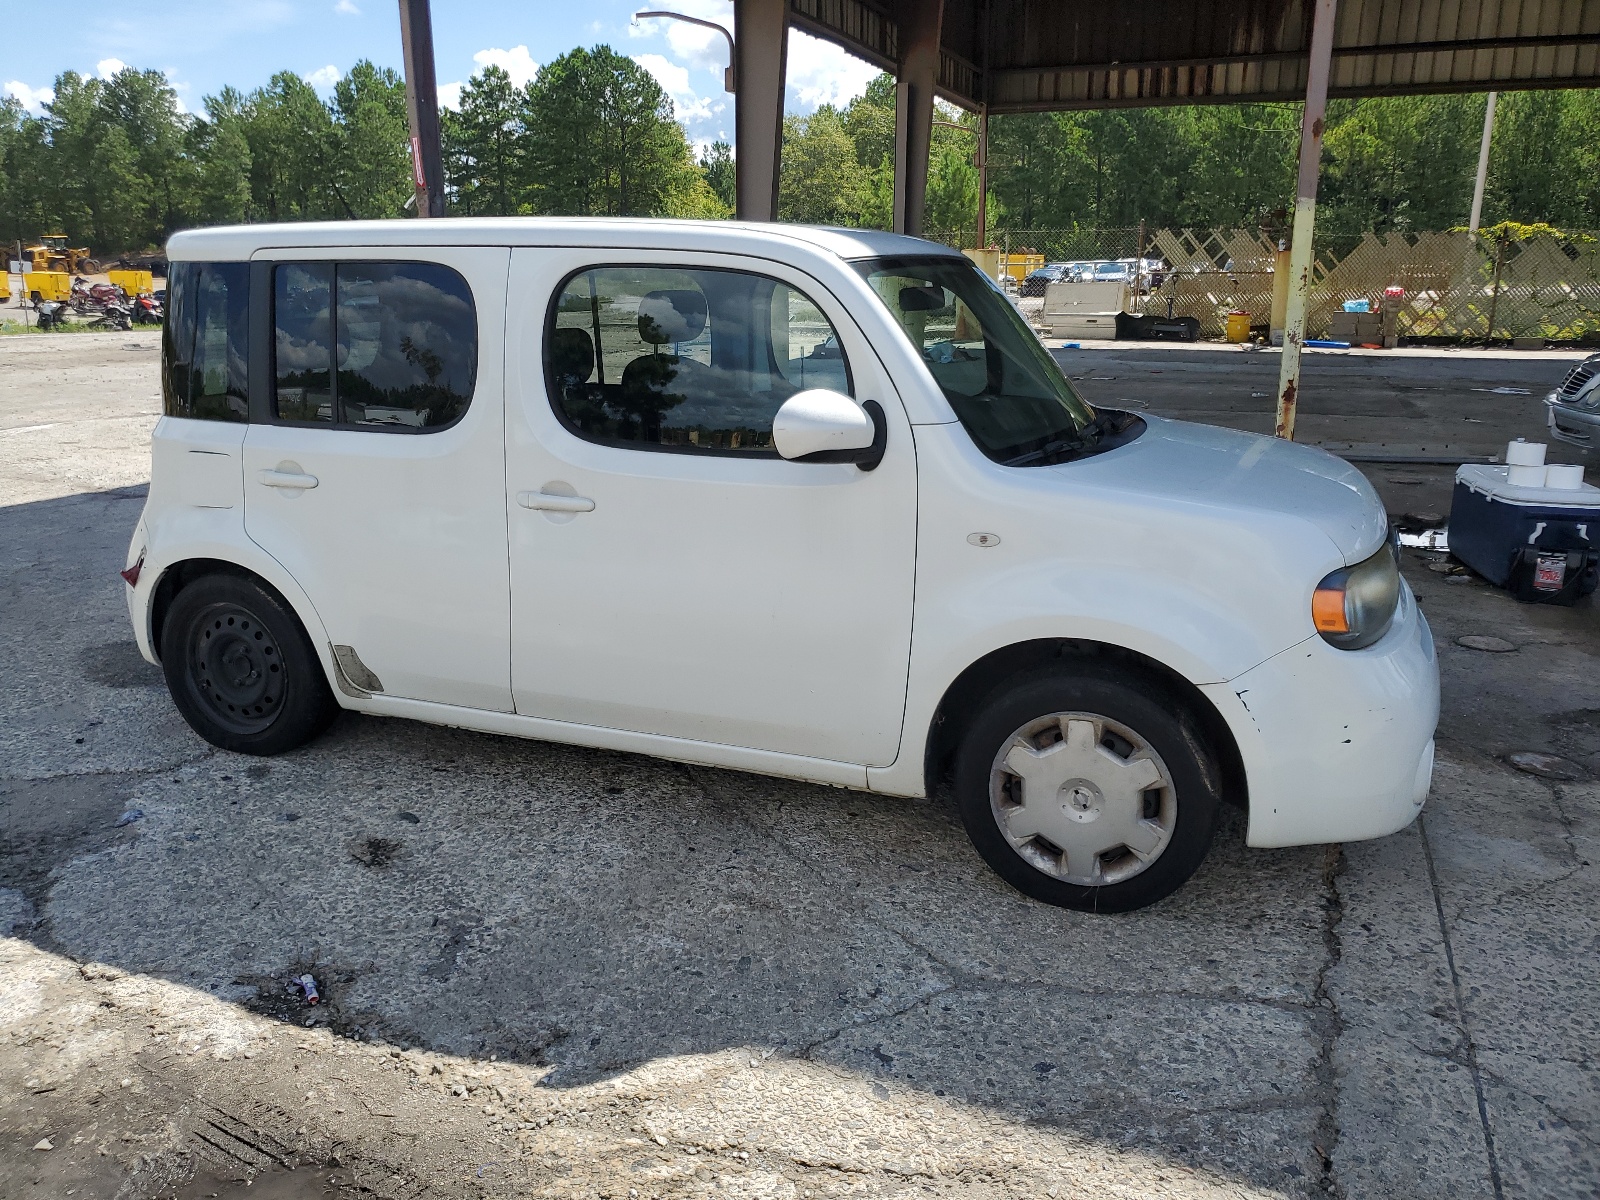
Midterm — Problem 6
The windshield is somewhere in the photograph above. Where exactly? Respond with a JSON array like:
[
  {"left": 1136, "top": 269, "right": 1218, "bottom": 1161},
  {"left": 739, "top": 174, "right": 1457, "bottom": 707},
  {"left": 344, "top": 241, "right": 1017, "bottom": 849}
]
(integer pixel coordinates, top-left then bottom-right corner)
[{"left": 856, "top": 255, "right": 1095, "bottom": 463}]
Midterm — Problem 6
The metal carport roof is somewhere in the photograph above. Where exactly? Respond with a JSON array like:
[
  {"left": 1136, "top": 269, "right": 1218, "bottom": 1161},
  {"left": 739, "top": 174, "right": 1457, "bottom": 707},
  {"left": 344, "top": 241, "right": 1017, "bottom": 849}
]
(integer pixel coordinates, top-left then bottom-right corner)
[{"left": 789, "top": 0, "right": 1600, "bottom": 111}]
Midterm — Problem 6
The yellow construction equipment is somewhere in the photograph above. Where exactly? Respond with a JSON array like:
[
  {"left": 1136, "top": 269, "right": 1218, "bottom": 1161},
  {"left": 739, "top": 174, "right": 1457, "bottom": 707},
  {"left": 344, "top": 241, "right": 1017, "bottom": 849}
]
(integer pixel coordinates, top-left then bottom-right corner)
[
  {"left": 24, "top": 271, "right": 72, "bottom": 302},
  {"left": 107, "top": 269, "right": 154, "bottom": 296},
  {"left": 24, "top": 235, "right": 99, "bottom": 276}
]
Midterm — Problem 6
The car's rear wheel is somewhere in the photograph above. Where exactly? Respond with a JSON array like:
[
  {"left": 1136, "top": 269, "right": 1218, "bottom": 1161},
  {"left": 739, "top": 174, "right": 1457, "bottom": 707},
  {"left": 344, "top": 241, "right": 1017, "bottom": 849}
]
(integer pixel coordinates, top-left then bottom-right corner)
[
  {"left": 161, "top": 574, "right": 338, "bottom": 755},
  {"left": 953, "top": 665, "right": 1221, "bottom": 913}
]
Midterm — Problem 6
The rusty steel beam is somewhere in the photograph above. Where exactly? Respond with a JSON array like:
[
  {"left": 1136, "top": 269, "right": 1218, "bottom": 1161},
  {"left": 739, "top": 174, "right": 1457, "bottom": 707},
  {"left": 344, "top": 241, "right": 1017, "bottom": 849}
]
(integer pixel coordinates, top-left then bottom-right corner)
[
  {"left": 398, "top": 0, "right": 446, "bottom": 218},
  {"left": 1276, "top": 0, "right": 1339, "bottom": 442}
]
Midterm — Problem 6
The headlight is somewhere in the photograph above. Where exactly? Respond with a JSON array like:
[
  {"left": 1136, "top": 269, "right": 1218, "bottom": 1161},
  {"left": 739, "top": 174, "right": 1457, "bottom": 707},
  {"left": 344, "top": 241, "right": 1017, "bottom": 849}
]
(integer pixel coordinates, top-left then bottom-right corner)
[{"left": 1313, "top": 542, "right": 1401, "bottom": 650}]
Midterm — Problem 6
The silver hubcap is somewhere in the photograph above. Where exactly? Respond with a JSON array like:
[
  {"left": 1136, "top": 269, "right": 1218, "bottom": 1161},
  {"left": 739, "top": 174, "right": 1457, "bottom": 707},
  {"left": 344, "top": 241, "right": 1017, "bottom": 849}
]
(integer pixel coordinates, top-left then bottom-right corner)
[{"left": 989, "top": 712, "right": 1177, "bottom": 887}]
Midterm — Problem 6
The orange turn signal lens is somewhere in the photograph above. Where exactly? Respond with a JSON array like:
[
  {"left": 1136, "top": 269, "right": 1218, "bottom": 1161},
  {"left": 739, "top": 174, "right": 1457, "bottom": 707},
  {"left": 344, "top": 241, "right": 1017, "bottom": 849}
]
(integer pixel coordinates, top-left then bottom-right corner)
[{"left": 1311, "top": 586, "right": 1349, "bottom": 633}]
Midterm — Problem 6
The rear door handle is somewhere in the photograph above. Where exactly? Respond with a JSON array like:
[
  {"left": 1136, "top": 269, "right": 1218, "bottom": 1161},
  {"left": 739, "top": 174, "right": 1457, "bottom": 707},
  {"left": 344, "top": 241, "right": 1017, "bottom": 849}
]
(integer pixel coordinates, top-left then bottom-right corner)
[
  {"left": 518, "top": 490, "right": 595, "bottom": 513},
  {"left": 258, "top": 469, "right": 319, "bottom": 490}
]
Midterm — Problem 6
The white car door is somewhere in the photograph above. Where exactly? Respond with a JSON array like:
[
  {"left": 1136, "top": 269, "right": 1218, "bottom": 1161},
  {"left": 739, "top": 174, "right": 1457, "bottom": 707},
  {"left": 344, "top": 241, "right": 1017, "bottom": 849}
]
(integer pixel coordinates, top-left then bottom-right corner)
[
  {"left": 504, "top": 247, "right": 916, "bottom": 767},
  {"left": 242, "top": 246, "right": 513, "bottom": 711}
]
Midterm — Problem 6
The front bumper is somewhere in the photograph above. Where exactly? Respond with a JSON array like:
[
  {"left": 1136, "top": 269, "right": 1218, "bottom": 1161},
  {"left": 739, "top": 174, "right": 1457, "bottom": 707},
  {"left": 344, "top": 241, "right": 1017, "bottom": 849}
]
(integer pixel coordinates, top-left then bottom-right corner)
[
  {"left": 1546, "top": 393, "right": 1600, "bottom": 448},
  {"left": 1201, "top": 582, "right": 1440, "bottom": 848}
]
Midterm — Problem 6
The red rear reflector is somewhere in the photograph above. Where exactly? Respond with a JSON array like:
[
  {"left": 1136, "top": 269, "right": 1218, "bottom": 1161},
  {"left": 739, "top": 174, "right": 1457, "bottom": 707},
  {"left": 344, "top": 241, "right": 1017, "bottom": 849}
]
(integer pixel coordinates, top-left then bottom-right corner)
[{"left": 120, "top": 553, "right": 144, "bottom": 587}]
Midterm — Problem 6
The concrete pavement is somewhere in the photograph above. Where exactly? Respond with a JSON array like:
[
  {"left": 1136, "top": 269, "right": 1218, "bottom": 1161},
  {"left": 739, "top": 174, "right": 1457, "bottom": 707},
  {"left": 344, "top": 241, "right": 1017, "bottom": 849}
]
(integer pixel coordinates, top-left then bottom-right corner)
[{"left": 1, "top": 331, "right": 1596, "bottom": 1199}]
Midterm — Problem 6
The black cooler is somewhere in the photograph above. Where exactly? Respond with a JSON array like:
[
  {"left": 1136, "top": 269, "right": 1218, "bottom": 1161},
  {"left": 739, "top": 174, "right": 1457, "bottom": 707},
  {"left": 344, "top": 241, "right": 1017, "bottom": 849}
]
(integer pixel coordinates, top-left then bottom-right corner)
[{"left": 1449, "top": 464, "right": 1600, "bottom": 604}]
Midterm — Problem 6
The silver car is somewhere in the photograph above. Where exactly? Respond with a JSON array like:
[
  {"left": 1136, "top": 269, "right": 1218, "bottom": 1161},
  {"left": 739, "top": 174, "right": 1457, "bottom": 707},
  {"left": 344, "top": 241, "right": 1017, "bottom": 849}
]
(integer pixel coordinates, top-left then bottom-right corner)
[{"left": 1546, "top": 354, "right": 1600, "bottom": 447}]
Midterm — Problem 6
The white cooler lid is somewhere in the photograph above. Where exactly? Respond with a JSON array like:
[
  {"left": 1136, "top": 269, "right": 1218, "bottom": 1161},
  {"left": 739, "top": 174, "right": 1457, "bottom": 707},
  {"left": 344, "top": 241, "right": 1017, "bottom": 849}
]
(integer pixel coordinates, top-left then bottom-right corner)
[{"left": 1456, "top": 463, "right": 1600, "bottom": 508}]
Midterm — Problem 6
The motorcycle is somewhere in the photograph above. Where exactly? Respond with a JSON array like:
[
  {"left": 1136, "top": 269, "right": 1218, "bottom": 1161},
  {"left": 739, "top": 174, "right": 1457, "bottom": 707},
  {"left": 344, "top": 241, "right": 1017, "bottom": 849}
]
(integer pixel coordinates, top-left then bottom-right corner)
[
  {"left": 91, "top": 302, "right": 133, "bottom": 331},
  {"left": 131, "top": 293, "right": 163, "bottom": 325},
  {"left": 34, "top": 300, "right": 66, "bottom": 331},
  {"left": 70, "top": 277, "right": 128, "bottom": 316}
]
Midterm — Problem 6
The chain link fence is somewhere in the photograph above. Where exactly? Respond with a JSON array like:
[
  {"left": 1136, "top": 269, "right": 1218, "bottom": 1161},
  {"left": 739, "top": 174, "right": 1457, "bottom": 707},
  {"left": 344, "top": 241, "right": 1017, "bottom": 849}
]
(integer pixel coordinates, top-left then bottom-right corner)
[{"left": 927, "top": 226, "right": 1600, "bottom": 343}]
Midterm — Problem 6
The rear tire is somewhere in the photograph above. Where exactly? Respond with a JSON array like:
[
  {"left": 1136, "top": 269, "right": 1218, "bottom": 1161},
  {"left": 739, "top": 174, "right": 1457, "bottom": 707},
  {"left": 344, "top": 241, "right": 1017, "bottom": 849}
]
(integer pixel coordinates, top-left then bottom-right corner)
[
  {"left": 953, "top": 665, "right": 1221, "bottom": 913},
  {"left": 160, "top": 574, "right": 338, "bottom": 755}
]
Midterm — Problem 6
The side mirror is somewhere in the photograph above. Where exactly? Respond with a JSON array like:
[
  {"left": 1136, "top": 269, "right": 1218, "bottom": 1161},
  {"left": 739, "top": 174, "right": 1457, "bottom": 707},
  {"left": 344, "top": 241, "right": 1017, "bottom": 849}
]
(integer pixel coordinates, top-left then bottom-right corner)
[{"left": 772, "top": 389, "right": 887, "bottom": 472}]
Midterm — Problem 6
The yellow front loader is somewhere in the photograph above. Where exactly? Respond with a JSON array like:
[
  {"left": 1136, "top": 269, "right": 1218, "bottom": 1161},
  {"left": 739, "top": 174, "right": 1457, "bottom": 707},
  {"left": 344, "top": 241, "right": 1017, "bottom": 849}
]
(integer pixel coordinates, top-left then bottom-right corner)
[{"left": 24, "top": 235, "right": 100, "bottom": 275}]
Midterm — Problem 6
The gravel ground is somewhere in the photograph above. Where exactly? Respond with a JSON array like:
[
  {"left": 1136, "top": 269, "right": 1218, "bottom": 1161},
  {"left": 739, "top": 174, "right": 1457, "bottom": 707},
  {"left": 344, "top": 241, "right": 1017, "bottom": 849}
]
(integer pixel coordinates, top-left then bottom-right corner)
[{"left": 2, "top": 329, "right": 1597, "bottom": 1199}]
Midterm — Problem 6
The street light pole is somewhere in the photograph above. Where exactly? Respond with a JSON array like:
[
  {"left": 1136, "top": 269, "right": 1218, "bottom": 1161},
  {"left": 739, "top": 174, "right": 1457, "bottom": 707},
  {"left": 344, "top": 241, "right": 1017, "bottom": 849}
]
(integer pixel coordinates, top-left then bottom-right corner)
[{"left": 635, "top": 11, "right": 737, "bottom": 93}]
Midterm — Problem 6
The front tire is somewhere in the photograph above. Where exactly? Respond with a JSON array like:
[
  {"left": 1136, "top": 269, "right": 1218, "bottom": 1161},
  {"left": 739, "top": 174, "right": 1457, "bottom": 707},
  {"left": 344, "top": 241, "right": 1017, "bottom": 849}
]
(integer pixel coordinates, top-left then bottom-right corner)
[
  {"left": 953, "top": 665, "right": 1221, "bottom": 913},
  {"left": 160, "top": 575, "right": 339, "bottom": 755}
]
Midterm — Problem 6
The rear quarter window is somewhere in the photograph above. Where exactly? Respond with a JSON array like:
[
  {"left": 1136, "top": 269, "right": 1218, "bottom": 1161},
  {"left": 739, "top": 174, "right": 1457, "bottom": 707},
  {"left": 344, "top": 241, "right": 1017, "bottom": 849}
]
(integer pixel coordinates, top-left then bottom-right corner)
[{"left": 163, "top": 262, "right": 249, "bottom": 422}]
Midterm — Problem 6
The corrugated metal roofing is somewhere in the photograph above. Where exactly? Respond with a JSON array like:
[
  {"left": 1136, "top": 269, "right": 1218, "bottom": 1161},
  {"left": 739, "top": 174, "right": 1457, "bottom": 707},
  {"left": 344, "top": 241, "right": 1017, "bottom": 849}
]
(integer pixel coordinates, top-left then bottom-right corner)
[{"left": 790, "top": 0, "right": 1600, "bottom": 110}]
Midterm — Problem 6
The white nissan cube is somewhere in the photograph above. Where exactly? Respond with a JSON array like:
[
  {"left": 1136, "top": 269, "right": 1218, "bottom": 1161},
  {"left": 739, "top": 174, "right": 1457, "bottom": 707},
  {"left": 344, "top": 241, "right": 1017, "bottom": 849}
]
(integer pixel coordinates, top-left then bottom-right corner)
[{"left": 125, "top": 220, "right": 1439, "bottom": 912}]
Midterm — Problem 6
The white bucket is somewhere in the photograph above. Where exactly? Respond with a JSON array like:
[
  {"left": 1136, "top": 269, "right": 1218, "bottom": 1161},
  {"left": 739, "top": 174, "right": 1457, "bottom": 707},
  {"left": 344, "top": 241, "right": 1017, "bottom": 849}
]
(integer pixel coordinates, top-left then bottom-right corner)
[{"left": 1507, "top": 464, "right": 1548, "bottom": 487}]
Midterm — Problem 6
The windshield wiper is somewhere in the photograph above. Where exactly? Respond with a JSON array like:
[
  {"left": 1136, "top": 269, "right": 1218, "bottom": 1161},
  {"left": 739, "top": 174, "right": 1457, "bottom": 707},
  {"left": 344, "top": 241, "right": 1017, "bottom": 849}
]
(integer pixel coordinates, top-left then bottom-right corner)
[
  {"left": 998, "top": 410, "right": 1126, "bottom": 467},
  {"left": 1000, "top": 434, "right": 1090, "bottom": 467}
]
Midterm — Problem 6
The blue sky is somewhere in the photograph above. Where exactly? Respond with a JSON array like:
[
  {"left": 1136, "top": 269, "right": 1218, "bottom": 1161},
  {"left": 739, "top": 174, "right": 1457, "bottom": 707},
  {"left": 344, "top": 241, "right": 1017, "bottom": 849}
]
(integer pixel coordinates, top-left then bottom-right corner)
[{"left": 1, "top": 0, "right": 881, "bottom": 152}]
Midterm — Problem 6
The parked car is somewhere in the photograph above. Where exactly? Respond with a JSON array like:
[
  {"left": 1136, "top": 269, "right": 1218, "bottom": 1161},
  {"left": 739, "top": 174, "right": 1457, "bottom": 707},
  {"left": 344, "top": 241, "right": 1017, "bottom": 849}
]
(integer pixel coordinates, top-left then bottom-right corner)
[
  {"left": 126, "top": 220, "right": 1438, "bottom": 913},
  {"left": 1021, "top": 262, "right": 1070, "bottom": 296},
  {"left": 1546, "top": 353, "right": 1600, "bottom": 447},
  {"left": 1093, "top": 261, "right": 1132, "bottom": 283}
]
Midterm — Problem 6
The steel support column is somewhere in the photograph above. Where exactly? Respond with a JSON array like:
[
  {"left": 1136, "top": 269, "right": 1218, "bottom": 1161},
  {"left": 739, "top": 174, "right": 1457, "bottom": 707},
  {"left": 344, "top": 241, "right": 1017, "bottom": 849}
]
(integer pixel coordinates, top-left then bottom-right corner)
[
  {"left": 733, "top": 0, "right": 788, "bottom": 222},
  {"left": 1275, "top": 0, "right": 1338, "bottom": 441},
  {"left": 398, "top": 0, "right": 446, "bottom": 218},
  {"left": 1469, "top": 91, "right": 1497, "bottom": 234},
  {"left": 892, "top": 0, "right": 943, "bottom": 237}
]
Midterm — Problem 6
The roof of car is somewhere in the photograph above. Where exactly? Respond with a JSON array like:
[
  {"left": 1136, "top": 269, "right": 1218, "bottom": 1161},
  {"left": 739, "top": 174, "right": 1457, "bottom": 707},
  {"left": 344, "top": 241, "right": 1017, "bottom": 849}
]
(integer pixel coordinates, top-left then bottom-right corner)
[{"left": 166, "top": 218, "right": 965, "bottom": 264}]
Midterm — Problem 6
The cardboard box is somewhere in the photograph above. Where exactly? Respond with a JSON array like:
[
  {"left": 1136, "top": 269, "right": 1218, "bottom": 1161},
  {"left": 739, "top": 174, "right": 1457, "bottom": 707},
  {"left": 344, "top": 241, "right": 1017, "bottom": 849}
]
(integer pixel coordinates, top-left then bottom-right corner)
[{"left": 1327, "top": 312, "right": 1382, "bottom": 342}]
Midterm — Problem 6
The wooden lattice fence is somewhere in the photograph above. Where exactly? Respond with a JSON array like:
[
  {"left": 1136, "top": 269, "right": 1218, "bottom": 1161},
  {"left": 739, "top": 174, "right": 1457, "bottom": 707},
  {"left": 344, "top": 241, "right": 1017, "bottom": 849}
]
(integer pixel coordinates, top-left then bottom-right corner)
[{"left": 932, "top": 225, "right": 1600, "bottom": 341}]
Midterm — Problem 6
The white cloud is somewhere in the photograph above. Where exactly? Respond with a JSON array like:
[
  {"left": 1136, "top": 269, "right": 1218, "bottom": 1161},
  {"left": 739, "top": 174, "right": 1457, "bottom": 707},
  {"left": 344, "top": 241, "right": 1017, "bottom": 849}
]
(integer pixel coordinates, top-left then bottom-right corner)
[
  {"left": 304, "top": 65, "right": 341, "bottom": 90},
  {"left": 437, "top": 81, "right": 463, "bottom": 111},
  {"left": 472, "top": 45, "right": 539, "bottom": 88},
  {"left": 96, "top": 58, "right": 129, "bottom": 80},
  {"left": 4, "top": 81, "right": 53, "bottom": 113},
  {"left": 334, "top": 0, "right": 360, "bottom": 12},
  {"left": 633, "top": 53, "right": 717, "bottom": 122},
  {"left": 785, "top": 29, "right": 880, "bottom": 109}
]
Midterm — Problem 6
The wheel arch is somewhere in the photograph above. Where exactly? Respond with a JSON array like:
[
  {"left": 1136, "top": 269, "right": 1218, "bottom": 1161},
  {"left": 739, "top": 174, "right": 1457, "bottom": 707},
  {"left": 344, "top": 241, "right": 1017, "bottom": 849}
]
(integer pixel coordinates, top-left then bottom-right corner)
[
  {"left": 149, "top": 557, "right": 321, "bottom": 669},
  {"left": 923, "top": 638, "right": 1247, "bottom": 812}
]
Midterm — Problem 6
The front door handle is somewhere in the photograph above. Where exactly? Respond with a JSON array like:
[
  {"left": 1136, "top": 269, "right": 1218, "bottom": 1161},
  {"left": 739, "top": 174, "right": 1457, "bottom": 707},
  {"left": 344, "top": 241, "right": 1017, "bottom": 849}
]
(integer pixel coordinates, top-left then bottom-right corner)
[
  {"left": 518, "top": 490, "right": 595, "bottom": 513},
  {"left": 258, "top": 468, "right": 319, "bottom": 491}
]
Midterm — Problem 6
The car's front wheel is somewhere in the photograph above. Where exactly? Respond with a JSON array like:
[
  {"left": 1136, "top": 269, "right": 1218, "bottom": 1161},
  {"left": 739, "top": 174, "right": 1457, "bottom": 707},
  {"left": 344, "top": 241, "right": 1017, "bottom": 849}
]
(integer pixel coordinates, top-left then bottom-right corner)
[
  {"left": 953, "top": 665, "right": 1222, "bottom": 913},
  {"left": 160, "top": 574, "right": 339, "bottom": 755}
]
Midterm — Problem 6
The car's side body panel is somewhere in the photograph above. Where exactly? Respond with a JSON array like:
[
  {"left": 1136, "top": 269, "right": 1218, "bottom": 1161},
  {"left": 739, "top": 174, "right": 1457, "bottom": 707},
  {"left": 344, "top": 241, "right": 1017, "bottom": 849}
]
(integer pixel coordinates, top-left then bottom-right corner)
[
  {"left": 239, "top": 245, "right": 514, "bottom": 712},
  {"left": 502, "top": 246, "right": 918, "bottom": 766}
]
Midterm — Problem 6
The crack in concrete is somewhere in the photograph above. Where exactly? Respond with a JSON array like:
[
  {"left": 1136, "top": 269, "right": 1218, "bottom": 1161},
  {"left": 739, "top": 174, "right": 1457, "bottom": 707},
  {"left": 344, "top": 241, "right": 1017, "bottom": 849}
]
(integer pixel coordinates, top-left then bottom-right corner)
[
  {"left": 1442, "top": 778, "right": 1593, "bottom": 927},
  {"left": 1419, "top": 812, "right": 1507, "bottom": 1200},
  {"left": 1470, "top": 1061, "right": 1600, "bottom": 1153},
  {"left": 796, "top": 982, "right": 961, "bottom": 1061},
  {"left": 1311, "top": 844, "right": 1347, "bottom": 1199}
]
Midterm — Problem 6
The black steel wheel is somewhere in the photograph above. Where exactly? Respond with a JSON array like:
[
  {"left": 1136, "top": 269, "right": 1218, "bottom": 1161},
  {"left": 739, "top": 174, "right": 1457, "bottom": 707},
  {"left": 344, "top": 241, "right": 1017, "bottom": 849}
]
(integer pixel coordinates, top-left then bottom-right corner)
[{"left": 161, "top": 574, "right": 338, "bottom": 755}]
